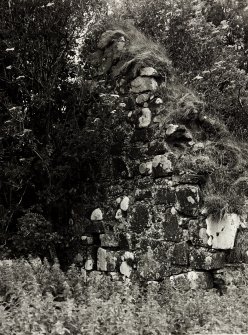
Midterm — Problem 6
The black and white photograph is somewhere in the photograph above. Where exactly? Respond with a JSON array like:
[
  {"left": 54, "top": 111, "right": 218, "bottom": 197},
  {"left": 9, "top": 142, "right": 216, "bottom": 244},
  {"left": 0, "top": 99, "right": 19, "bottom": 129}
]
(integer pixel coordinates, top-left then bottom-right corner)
[{"left": 1, "top": 0, "right": 248, "bottom": 333}]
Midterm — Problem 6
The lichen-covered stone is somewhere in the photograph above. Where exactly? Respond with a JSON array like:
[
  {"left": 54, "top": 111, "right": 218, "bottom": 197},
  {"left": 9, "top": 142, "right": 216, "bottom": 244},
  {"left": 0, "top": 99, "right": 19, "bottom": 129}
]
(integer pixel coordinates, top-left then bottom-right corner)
[
  {"left": 163, "top": 210, "right": 184, "bottom": 242},
  {"left": 135, "top": 241, "right": 173, "bottom": 280},
  {"left": 170, "top": 271, "right": 213, "bottom": 290},
  {"left": 100, "top": 233, "right": 119, "bottom": 247},
  {"left": 135, "top": 188, "right": 152, "bottom": 201},
  {"left": 175, "top": 186, "right": 201, "bottom": 217},
  {"left": 190, "top": 248, "right": 226, "bottom": 270},
  {"left": 206, "top": 213, "right": 240, "bottom": 250},
  {"left": 130, "top": 203, "right": 150, "bottom": 234},
  {"left": 171, "top": 242, "right": 189, "bottom": 266},
  {"left": 136, "top": 93, "right": 151, "bottom": 105},
  {"left": 90, "top": 208, "right": 103, "bottom": 221},
  {"left": 154, "top": 186, "right": 176, "bottom": 207},
  {"left": 138, "top": 108, "right": 152, "bottom": 128},
  {"left": 172, "top": 173, "right": 208, "bottom": 186},
  {"left": 130, "top": 77, "right": 158, "bottom": 93},
  {"left": 152, "top": 154, "right": 174, "bottom": 177},
  {"left": 153, "top": 208, "right": 184, "bottom": 242}
]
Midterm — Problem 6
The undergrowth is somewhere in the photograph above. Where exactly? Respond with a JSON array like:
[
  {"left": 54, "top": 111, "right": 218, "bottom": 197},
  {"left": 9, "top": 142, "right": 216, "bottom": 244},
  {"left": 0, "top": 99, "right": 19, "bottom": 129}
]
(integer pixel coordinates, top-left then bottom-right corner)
[{"left": 0, "top": 258, "right": 248, "bottom": 334}]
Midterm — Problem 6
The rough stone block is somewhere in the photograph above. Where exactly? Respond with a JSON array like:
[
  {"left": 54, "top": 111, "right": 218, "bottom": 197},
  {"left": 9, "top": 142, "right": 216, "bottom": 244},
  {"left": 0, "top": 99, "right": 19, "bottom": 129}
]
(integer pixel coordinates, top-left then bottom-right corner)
[
  {"left": 188, "top": 219, "right": 209, "bottom": 247},
  {"left": 227, "top": 229, "right": 248, "bottom": 263},
  {"left": 206, "top": 213, "right": 240, "bottom": 250},
  {"left": 190, "top": 248, "right": 226, "bottom": 270},
  {"left": 130, "top": 203, "right": 150, "bottom": 234},
  {"left": 135, "top": 188, "right": 152, "bottom": 201},
  {"left": 136, "top": 93, "right": 151, "bottom": 105},
  {"left": 161, "top": 209, "right": 184, "bottom": 242},
  {"left": 171, "top": 242, "right": 189, "bottom": 266},
  {"left": 135, "top": 240, "right": 174, "bottom": 280},
  {"left": 97, "top": 248, "right": 120, "bottom": 272},
  {"left": 130, "top": 76, "right": 158, "bottom": 93},
  {"left": 172, "top": 173, "right": 207, "bottom": 186},
  {"left": 175, "top": 185, "right": 201, "bottom": 217},
  {"left": 154, "top": 186, "right": 176, "bottom": 207},
  {"left": 170, "top": 271, "right": 213, "bottom": 290},
  {"left": 138, "top": 108, "right": 152, "bottom": 128}
]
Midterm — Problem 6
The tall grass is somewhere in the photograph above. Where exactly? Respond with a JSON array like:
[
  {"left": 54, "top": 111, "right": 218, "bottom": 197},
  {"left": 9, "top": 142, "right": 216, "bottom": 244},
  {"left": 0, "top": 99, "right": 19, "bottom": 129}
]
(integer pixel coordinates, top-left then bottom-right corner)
[{"left": 0, "top": 258, "right": 248, "bottom": 334}]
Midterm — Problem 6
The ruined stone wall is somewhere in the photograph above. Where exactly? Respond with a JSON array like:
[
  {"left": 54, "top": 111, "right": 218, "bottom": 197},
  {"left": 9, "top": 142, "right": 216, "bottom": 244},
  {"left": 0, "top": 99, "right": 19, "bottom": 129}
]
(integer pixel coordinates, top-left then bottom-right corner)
[{"left": 70, "top": 27, "right": 248, "bottom": 289}]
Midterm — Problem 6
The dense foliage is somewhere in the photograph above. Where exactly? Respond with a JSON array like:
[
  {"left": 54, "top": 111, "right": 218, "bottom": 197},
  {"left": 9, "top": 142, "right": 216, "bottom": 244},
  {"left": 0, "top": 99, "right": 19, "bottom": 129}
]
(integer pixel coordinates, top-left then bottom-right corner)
[
  {"left": 0, "top": 258, "right": 248, "bottom": 334},
  {"left": 0, "top": 0, "right": 107, "bottom": 260}
]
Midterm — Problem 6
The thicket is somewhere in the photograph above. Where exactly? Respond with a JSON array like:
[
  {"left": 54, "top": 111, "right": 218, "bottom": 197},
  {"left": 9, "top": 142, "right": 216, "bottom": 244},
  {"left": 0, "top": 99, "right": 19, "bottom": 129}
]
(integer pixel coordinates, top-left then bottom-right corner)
[
  {"left": 1, "top": 0, "right": 248, "bottom": 259},
  {"left": 0, "top": 258, "right": 248, "bottom": 334}
]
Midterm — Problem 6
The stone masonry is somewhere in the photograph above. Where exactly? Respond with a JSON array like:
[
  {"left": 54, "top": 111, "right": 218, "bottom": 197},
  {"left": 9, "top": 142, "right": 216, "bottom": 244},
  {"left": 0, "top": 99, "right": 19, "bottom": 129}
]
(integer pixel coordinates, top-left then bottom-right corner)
[{"left": 69, "top": 27, "right": 248, "bottom": 290}]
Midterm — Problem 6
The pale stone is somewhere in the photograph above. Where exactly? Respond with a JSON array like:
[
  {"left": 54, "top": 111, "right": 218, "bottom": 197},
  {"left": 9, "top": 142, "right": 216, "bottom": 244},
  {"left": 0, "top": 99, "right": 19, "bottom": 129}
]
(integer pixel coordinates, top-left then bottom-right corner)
[
  {"left": 166, "top": 124, "right": 178, "bottom": 136},
  {"left": 155, "top": 98, "right": 163, "bottom": 105},
  {"left": 85, "top": 259, "right": 93, "bottom": 271},
  {"left": 120, "top": 261, "right": 132, "bottom": 277},
  {"left": 120, "top": 196, "right": 130, "bottom": 211},
  {"left": 140, "top": 67, "right": 158, "bottom": 77},
  {"left": 170, "top": 271, "right": 213, "bottom": 290},
  {"left": 116, "top": 197, "right": 121, "bottom": 204},
  {"left": 152, "top": 154, "right": 173, "bottom": 175},
  {"left": 138, "top": 108, "right": 152, "bottom": 128},
  {"left": 187, "top": 196, "right": 195, "bottom": 204},
  {"left": 139, "top": 162, "right": 152, "bottom": 175},
  {"left": 90, "top": 208, "right": 103, "bottom": 221},
  {"left": 130, "top": 77, "right": 158, "bottom": 93},
  {"left": 206, "top": 213, "right": 240, "bottom": 249},
  {"left": 115, "top": 209, "right": 122, "bottom": 219},
  {"left": 123, "top": 251, "right": 134, "bottom": 260},
  {"left": 97, "top": 248, "right": 107, "bottom": 271}
]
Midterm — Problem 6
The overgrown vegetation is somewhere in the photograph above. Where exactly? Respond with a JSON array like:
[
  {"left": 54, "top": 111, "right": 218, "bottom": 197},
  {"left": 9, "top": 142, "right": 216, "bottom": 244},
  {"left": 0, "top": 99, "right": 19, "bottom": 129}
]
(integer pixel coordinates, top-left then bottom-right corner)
[
  {"left": 1, "top": 0, "right": 248, "bottom": 256},
  {"left": 0, "top": 258, "right": 247, "bottom": 334}
]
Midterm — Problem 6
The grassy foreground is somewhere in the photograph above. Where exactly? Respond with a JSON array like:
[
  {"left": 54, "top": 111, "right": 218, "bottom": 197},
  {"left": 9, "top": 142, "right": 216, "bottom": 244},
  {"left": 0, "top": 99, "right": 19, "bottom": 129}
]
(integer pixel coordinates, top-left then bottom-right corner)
[{"left": 0, "top": 259, "right": 248, "bottom": 334}]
